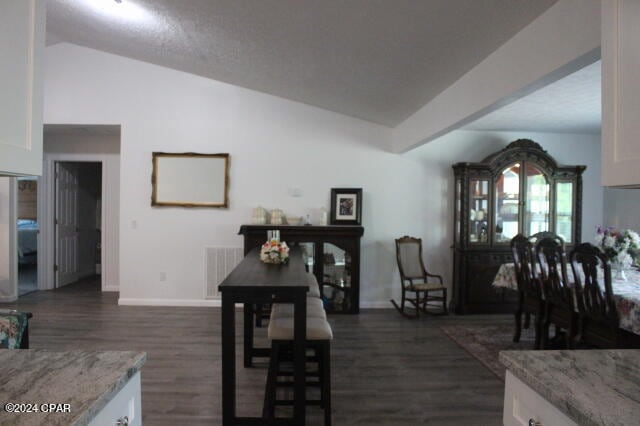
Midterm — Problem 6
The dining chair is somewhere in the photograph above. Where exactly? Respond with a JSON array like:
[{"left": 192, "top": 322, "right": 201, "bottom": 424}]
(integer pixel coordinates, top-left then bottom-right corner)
[
  {"left": 569, "top": 243, "right": 640, "bottom": 349},
  {"left": 0, "top": 310, "right": 32, "bottom": 349},
  {"left": 391, "top": 236, "right": 447, "bottom": 318},
  {"left": 535, "top": 237, "right": 577, "bottom": 349},
  {"left": 510, "top": 234, "right": 544, "bottom": 349},
  {"left": 528, "top": 231, "right": 564, "bottom": 246}
]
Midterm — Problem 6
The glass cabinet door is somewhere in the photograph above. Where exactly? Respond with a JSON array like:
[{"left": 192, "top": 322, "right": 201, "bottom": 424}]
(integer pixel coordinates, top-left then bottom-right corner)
[
  {"left": 495, "top": 163, "right": 520, "bottom": 243},
  {"left": 299, "top": 242, "right": 315, "bottom": 273},
  {"left": 555, "top": 181, "right": 574, "bottom": 243},
  {"left": 468, "top": 179, "right": 489, "bottom": 243},
  {"left": 322, "top": 243, "right": 352, "bottom": 312},
  {"left": 524, "top": 164, "right": 550, "bottom": 236}
]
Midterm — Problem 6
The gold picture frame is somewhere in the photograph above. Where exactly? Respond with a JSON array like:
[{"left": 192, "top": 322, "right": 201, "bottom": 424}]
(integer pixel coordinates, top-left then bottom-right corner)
[{"left": 151, "top": 152, "right": 230, "bottom": 208}]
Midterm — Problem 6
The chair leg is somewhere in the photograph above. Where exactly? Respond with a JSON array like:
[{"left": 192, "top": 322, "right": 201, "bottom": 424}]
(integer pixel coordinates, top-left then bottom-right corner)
[
  {"left": 419, "top": 289, "right": 448, "bottom": 316},
  {"left": 533, "top": 305, "right": 543, "bottom": 350},
  {"left": 316, "top": 344, "right": 323, "bottom": 409},
  {"left": 442, "top": 288, "right": 448, "bottom": 315},
  {"left": 21, "top": 325, "right": 30, "bottom": 349},
  {"left": 263, "top": 341, "right": 281, "bottom": 419},
  {"left": 513, "top": 292, "right": 524, "bottom": 343},
  {"left": 513, "top": 310, "right": 523, "bottom": 343},
  {"left": 567, "top": 315, "right": 577, "bottom": 350},
  {"left": 322, "top": 341, "right": 331, "bottom": 426},
  {"left": 574, "top": 316, "right": 585, "bottom": 348},
  {"left": 541, "top": 305, "right": 552, "bottom": 349},
  {"left": 391, "top": 289, "right": 419, "bottom": 319},
  {"left": 523, "top": 313, "right": 531, "bottom": 329}
]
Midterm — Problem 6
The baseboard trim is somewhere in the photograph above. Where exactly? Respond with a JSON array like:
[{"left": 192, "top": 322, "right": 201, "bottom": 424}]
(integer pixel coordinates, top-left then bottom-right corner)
[
  {"left": 102, "top": 285, "right": 120, "bottom": 292},
  {"left": 118, "top": 298, "right": 393, "bottom": 309},
  {"left": 118, "top": 298, "right": 221, "bottom": 307},
  {"left": 0, "top": 295, "right": 17, "bottom": 303},
  {"left": 360, "top": 301, "right": 393, "bottom": 309}
]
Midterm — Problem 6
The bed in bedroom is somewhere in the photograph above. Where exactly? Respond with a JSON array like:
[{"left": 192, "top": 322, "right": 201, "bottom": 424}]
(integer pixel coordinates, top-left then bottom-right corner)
[{"left": 18, "top": 219, "right": 38, "bottom": 265}]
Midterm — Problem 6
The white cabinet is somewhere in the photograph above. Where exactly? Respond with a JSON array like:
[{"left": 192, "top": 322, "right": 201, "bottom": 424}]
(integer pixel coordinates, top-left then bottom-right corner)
[
  {"left": 0, "top": 0, "right": 45, "bottom": 177},
  {"left": 602, "top": 0, "right": 640, "bottom": 187},
  {"left": 503, "top": 371, "right": 577, "bottom": 426},
  {"left": 88, "top": 372, "right": 142, "bottom": 426}
]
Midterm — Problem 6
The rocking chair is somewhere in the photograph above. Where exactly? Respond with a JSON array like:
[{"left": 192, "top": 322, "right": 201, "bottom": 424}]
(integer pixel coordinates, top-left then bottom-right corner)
[{"left": 391, "top": 236, "right": 447, "bottom": 318}]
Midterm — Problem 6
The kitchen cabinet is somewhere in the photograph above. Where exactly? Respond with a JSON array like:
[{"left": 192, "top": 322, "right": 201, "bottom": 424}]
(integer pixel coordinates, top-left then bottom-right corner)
[
  {"left": 0, "top": 0, "right": 45, "bottom": 176},
  {"left": 503, "top": 371, "right": 577, "bottom": 426},
  {"left": 602, "top": 0, "right": 640, "bottom": 187}
]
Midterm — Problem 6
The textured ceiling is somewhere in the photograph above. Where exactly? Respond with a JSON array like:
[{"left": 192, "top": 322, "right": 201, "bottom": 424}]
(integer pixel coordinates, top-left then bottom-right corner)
[
  {"left": 463, "top": 60, "right": 601, "bottom": 134},
  {"left": 46, "top": 0, "right": 557, "bottom": 126}
]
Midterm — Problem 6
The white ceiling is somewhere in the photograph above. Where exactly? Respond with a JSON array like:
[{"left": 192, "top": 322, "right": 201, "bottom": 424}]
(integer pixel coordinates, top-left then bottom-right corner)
[
  {"left": 463, "top": 60, "right": 601, "bottom": 134},
  {"left": 46, "top": 0, "right": 557, "bottom": 126}
]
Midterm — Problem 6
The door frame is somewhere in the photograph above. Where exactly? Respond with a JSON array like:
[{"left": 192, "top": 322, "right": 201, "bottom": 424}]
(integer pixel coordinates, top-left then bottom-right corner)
[
  {"left": 40, "top": 154, "right": 107, "bottom": 291},
  {"left": 0, "top": 179, "right": 18, "bottom": 302}
]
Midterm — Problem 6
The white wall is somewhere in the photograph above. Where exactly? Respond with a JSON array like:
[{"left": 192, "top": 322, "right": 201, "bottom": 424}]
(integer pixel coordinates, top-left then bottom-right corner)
[
  {"left": 43, "top": 44, "right": 606, "bottom": 307},
  {"left": 393, "top": 0, "right": 601, "bottom": 153},
  {"left": 603, "top": 189, "right": 640, "bottom": 230},
  {"left": 42, "top": 132, "right": 120, "bottom": 291},
  {"left": 44, "top": 43, "right": 440, "bottom": 307},
  {"left": 405, "top": 130, "right": 603, "bottom": 300}
]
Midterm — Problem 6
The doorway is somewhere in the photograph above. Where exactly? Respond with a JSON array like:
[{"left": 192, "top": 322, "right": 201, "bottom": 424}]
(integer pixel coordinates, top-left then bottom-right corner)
[
  {"left": 54, "top": 161, "right": 102, "bottom": 289},
  {"left": 17, "top": 177, "right": 38, "bottom": 295}
]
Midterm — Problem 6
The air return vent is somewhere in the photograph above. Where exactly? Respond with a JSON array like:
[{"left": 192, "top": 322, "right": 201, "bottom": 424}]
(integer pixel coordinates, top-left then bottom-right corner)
[{"left": 205, "top": 247, "right": 244, "bottom": 298}]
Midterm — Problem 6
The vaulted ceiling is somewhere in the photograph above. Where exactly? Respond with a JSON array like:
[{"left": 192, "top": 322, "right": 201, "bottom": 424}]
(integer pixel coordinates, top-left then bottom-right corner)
[
  {"left": 464, "top": 60, "right": 601, "bottom": 134},
  {"left": 46, "top": 0, "right": 557, "bottom": 126}
]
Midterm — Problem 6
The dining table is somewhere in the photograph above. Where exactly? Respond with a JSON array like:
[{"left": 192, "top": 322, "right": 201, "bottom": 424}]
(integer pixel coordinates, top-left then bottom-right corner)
[
  {"left": 493, "top": 263, "right": 640, "bottom": 335},
  {"left": 218, "top": 246, "right": 309, "bottom": 426}
]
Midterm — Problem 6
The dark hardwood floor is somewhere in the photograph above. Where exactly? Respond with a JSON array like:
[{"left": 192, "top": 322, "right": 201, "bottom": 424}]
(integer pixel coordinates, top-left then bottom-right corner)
[{"left": 1, "top": 277, "right": 509, "bottom": 425}]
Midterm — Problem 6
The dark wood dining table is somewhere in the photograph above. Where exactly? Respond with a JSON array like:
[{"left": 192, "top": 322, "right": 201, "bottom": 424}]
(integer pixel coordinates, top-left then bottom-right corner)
[
  {"left": 493, "top": 262, "right": 640, "bottom": 335},
  {"left": 218, "top": 246, "right": 309, "bottom": 425}
]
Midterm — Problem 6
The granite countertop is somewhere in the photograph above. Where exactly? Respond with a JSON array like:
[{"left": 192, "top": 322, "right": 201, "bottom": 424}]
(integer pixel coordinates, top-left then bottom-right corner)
[
  {"left": 0, "top": 350, "right": 146, "bottom": 426},
  {"left": 500, "top": 350, "right": 640, "bottom": 426}
]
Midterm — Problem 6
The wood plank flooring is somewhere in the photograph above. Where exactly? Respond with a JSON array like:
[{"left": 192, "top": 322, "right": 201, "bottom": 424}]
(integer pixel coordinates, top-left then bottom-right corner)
[{"left": 1, "top": 278, "right": 510, "bottom": 425}]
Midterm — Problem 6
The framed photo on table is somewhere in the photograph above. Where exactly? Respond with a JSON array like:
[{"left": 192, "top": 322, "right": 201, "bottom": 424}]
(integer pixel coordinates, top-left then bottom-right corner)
[{"left": 330, "top": 188, "right": 362, "bottom": 225}]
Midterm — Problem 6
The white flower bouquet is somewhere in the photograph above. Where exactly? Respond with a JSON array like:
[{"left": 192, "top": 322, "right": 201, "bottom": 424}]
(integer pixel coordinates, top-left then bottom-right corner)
[
  {"left": 594, "top": 226, "right": 640, "bottom": 268},
  {"left": 260, "top": 240, "right": 290, "bottom": 264}
]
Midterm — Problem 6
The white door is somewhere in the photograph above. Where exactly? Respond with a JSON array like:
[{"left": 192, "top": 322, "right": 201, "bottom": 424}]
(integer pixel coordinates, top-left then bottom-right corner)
[{"left": 55, "top": 162, "right": 79, "bottom": 287}]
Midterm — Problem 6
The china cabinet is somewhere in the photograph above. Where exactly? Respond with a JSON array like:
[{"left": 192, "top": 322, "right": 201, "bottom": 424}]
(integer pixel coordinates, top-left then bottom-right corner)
[
  {"left": 451, "top": 140, "right": 585, "bottom": 314},
  {"left": 238, "top": 225, "right": 364, "bottom": 313}
]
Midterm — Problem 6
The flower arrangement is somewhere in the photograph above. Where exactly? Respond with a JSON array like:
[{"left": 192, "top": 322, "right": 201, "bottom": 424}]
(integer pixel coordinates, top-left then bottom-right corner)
[
  {"left": 594, "top": 226, "right": 640, "bottom": 268},
  {"left": 260, "top": 240, "right": 290, "bottom": 264}
]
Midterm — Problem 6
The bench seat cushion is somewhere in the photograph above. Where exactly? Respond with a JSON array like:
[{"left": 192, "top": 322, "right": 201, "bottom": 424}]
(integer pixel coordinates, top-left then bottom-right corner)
[
  {"left": 307, "top": 274, "right": 321, "bottom": 298},
  {"left": 268, "top": 317, "right": 333, "bottom": 341},
  {"left": 271, "top": 297, "right": 326, "bottom": 320}
]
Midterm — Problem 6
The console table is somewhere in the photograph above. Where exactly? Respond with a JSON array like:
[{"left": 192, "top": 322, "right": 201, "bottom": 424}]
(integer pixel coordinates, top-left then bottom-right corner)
[
  {"left": 218, "top": 246, "right": 308, "bottom": 425},
  {"left": 239, "top": 225, "right": 364, "bottom": 314}
]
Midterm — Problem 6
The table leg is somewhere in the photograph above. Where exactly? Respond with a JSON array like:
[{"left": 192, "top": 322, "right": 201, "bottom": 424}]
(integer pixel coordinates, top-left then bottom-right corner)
[
  {"left": 243, "top": 303, "right": 254, "bottom": 368},
  {"left": 221, "top": 294, "right": 236, "bottom": 425},
  {"left": 293, "top": 291, "right": 307, "bottom": 425},
  {"left": 244, "top": 303, "right": 254, "bottom": 368}
]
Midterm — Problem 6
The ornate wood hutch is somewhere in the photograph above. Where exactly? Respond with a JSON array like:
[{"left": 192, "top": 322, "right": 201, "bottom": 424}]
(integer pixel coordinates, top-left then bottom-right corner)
[
  {"left": 451, "top": 140, "right": 585, "bottom": 314},
  {"left": 239, "top": 224, "right": 364, "bottom": 314}
]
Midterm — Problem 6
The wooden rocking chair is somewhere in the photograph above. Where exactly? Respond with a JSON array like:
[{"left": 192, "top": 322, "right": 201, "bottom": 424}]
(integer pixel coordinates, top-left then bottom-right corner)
[{"left": 391, "top": 236, "right": 447, "bottom": 318}]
